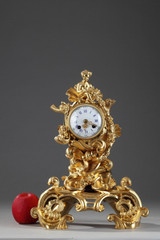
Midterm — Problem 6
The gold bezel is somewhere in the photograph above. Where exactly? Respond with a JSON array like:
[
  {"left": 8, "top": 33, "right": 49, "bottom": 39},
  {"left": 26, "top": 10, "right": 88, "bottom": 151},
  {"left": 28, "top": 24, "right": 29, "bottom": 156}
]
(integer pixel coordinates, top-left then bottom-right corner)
[{"left": 66, "top": 103, "right": 105, "bottom": 140}]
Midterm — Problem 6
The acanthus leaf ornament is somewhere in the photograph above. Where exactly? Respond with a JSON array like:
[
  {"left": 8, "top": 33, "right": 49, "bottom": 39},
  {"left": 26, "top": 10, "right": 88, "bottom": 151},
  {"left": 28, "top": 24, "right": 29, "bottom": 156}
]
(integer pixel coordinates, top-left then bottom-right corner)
[{"left": 31, "top": 70, "right": 149, "bottom": 230}]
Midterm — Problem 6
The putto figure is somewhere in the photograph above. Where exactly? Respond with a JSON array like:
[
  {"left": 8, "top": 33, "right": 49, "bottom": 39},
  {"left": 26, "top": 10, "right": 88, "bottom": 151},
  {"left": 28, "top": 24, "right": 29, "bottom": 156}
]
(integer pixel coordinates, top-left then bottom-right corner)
[{"left": 31, "top": 70, "right": 149, "bottom": 229}]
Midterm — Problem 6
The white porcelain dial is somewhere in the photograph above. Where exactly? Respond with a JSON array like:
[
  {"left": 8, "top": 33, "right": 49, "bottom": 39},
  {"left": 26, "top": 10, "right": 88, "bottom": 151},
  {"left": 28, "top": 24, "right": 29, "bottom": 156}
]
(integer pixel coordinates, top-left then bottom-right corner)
[{"left": 69, "top": 105, "right": 103, "bottom": 138}]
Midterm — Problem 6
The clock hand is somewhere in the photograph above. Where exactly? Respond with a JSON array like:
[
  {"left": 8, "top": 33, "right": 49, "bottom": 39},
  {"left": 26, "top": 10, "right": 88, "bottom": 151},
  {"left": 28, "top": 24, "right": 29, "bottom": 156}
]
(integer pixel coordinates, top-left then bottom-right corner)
[
  {"left": 82, "top": 123, "right": 88, "bottom": 129},
  {"left": 88, "top": 121, "right": 97, "bottom": 127},
  {"left": 82, "top": 119, "right": 97, "bottom": 129},
  {"left": 82, "top": 119, "right": 88, "bottom": 129}
]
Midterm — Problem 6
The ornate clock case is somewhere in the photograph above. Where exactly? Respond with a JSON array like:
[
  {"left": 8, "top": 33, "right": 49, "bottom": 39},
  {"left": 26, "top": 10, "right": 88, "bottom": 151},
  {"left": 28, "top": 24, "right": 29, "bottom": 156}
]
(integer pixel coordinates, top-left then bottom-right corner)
[{"left": 31, "top": 70, "right": 149, "bottom": 229}]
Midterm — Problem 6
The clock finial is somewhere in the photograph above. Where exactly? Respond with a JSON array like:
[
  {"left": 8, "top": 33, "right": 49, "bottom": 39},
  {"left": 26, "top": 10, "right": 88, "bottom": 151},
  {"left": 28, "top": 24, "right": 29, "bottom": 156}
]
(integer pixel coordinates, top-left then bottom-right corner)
[{"left": 81, "top": 70, "right": 92, "bottom": 82}]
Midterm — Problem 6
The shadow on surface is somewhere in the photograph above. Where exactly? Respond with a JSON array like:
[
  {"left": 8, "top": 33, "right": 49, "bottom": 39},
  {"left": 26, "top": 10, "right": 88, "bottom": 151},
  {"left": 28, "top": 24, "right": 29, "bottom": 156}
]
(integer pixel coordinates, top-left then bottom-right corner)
[
  {"left": 19, "top": 219, "right": 160, "bottom": 233},
  {"left": 69, "top": 222, "right": 160, "bottom": 232}
]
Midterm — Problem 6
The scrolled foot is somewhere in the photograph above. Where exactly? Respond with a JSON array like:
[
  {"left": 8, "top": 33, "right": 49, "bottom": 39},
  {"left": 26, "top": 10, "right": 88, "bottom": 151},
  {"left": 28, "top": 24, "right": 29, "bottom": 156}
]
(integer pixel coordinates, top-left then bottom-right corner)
[
  {"left": 108, "top": 214, "right": 126, "bottom": 229},
  {"left": 107, "top": 186, "right": 149, "bottom": 229},
  {"left": 31, "top": 197, "right": 74, "bottom": 229}
]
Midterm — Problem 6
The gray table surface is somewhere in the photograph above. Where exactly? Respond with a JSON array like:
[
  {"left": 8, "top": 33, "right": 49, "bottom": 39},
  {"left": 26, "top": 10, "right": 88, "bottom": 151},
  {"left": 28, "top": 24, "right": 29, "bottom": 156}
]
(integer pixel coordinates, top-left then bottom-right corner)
[{"left": 0, "top": 202, "right": 160, "bottom": 240}]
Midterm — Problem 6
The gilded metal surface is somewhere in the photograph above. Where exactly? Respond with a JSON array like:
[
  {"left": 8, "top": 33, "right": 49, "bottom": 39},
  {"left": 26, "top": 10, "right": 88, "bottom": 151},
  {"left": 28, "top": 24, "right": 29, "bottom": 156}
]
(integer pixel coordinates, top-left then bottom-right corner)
[{"left": 31, "top": 70, "right": 149, "bottom": 229}]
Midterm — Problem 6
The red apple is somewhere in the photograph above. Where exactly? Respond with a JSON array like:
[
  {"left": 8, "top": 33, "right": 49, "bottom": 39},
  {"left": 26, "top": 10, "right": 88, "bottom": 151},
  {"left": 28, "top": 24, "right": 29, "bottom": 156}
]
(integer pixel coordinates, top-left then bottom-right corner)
[{"left": 12, "top": 193, "right": 39, "bottom": 224}]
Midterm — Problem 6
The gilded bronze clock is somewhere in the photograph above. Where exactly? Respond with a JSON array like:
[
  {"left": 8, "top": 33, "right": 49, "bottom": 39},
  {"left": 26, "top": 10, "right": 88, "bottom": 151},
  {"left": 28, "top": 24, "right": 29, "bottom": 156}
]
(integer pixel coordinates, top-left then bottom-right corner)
[{"left": 31, "top": 70, "right": 149, "bottom": 230}]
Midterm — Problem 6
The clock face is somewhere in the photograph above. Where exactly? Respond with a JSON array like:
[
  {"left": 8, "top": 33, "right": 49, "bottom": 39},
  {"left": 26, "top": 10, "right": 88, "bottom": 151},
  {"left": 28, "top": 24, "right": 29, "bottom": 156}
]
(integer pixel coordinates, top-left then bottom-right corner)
[{"left": 69, "top": 104, "right": 103, "bottom": 139}]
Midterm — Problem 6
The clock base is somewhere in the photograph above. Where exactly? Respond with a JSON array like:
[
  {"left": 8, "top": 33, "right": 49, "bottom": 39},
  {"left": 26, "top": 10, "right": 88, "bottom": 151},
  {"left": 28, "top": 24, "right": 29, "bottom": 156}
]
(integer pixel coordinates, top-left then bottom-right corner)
[{"left": 31, "top": 176, "right": 149, "bottom": 230}]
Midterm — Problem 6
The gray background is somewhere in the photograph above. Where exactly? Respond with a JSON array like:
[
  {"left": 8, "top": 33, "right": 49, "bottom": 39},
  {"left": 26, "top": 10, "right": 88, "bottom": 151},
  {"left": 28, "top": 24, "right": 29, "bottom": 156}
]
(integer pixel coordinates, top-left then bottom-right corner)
[{"left": 0, "top": 0, "right": 159, "bottom": 205}]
